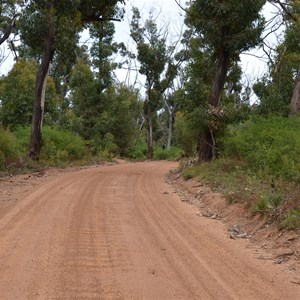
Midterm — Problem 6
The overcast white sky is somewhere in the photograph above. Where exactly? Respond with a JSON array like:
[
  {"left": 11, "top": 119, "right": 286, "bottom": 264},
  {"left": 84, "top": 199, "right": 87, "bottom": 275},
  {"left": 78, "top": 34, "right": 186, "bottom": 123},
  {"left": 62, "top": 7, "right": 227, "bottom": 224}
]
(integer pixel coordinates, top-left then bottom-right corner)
[{"left": 114, "top": 0, "right": 282, "bottom": 89}]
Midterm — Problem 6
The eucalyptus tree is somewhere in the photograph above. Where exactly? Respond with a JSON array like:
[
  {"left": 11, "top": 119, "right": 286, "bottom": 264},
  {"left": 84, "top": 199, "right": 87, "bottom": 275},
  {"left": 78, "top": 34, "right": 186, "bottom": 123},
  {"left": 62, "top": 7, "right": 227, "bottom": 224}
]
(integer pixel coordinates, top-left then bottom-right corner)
[
  {"left": 277, "top": 0, "right": 300, "bottom": 115},
  {"left": 0, "top": 0, "right": 22, "bottom": 46},
  {"left": 20, "top": 0, "right": 125, "bottom": 160},
  {"left": 90, "top": 21, "right": 121, "bottom": 93},
  {"left": 68, "top": 21, "right": 125, "bottom": 146},
  {"left": 0, "top": 0, "right": 24, "bottom": 66},
  {"left": 105, "top": 85, "right": 143, "bottom": 156},
  {"left": 252, "top": 1, "right": 300, "bottom": 116},
  {"left": 130, "top": 7, "right": 178, "bottom": 159},
  {"left": 0, "top": 59, "right": 60, "bottom": 129},
  {"left": 185, "top": 0, "right": 265, "bottom": 161}
]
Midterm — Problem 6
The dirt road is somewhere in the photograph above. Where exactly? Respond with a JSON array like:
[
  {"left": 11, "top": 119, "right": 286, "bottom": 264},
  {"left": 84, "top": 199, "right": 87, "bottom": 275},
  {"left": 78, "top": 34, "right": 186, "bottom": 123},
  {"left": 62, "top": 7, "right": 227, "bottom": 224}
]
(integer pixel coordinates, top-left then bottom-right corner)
[{"left": 0, "top": 161, "right": 299, "bottom": 299}]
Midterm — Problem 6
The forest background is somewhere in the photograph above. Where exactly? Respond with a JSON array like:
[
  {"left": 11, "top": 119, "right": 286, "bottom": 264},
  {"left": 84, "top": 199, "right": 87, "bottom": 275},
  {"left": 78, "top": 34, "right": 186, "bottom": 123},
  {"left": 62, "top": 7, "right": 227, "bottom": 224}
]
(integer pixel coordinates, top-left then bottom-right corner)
[{"left": 1, "top": 0, "right": 300, "bottom": 230}]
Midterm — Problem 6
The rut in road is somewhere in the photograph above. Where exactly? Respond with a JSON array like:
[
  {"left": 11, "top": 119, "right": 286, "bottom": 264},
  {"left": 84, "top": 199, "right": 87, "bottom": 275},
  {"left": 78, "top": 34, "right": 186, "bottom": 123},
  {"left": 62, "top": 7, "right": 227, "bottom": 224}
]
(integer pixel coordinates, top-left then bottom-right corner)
[{"left": 0, "top": 161, "right": 299, "bottom": 299}]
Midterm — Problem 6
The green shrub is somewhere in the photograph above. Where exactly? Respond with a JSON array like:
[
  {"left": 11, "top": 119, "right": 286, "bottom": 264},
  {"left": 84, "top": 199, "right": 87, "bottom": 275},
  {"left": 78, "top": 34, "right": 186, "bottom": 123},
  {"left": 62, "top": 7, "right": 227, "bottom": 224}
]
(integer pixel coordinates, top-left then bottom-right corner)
[
  {"left": 223, "top": 116, "right": 300, "bottom": 181},
  {"left": 41, "top": 127, "right": 86, "bottom": 161},
  {"left": 14, "top": 127, "right": 30, "bottom": 153},
  {"left": 173, "top": 112, "right": 198, "bottom": 157},
  {"left": 281, "top": 208, "right": 300, "bottom": 230},
  {"left": 101, "top": 133, "right": 119, "bottom": 156},
  {"left": 153, "top": 146, "right": 183, "bottom": 160},
  {"left": 0, "top": 127, "right": 21, "bottom": 169},
  {"left": 127, "top": 143, "right": 147, "bottom": 160},
  {"left": 251, "top": 193, "right": 283, "bottom": 214},
  {"left": 0, "top": 150, "right": 5, "bottom": 170},
  {"left": 182, "top": 167, "right": 198, "bottom": 180},
  {"left": 15, "top": 126, "right": 87, "bottom": 163}
]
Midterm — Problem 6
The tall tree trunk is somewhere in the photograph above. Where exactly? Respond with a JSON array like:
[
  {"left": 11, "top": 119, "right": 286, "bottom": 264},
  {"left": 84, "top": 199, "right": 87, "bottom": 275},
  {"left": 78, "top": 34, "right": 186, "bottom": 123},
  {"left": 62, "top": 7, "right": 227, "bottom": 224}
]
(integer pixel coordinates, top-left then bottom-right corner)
[
  {"left": 198, "top": 38, "right": 230, "bottom": 161},
  {"left": 167, "top": 113, "right": 172, "bottom": 150},
  {"left": 290, "top": 64, "right": 300, "bottom": 115},
  {"left": 198, "top": 129, "right": 214, "bottom": 161},
  {"left": 210, "top": 51, "right": 230, "bottom": 108},
  {"left": 29, "top": 2, "right": 55, "bottom": 160},
  {"left": 146, "top": 101, "right": 153, "bottom": 159},
  {"left": 162, "top": 96, "right": 173, "bottom": 150}
]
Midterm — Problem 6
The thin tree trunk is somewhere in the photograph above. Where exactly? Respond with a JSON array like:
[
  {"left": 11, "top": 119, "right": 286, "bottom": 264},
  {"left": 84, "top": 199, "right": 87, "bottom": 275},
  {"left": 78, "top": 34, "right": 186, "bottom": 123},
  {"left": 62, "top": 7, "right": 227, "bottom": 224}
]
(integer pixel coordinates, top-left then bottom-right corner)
[
  {"left": 146, "top": 101, "right": 153, "bottom": 159},
  {"left": 290, "top": 64, "right": 300, "bottom": 115},
  {"left": 198, "top": 33, "right": 230, "bottom": 161},
  {"left": 29, "top": 2, "right": 55, "bottom": 160},
  {"left": 167, "top": 114, "right": 172, "bottom": 150},
  {"left": 162, "top": 96, "right": 173, "bottom": 150},
  {"left": 40, "top": 63, "right": 51, "bottom": 128}
]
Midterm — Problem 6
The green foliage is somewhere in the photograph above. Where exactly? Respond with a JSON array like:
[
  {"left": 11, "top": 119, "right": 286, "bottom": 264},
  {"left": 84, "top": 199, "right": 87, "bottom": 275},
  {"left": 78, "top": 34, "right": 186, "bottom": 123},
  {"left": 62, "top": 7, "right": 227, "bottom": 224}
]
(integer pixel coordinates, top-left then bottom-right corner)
[
  {"left": 253, "top": 51, "right": 298, "bottom": 116},
  {"left": 0, "top": 0, "right": 23, "bottom": 46},
  {"left": 130, "top": 7, "right": 172, "bottom": 86},
  {"left": 187, "top": 0, "right": 266, "bottom": 55},
  {"left": 251, "top": 193, "right": 283, "bottom": 214},
  {"left": 182, "top": 167, "right": 198, "bottom": 180},
  {"left": 105, "top": 85, "right": 143, "bottom": 156},
  {"left": 15, "top": 126, "right": 87, "bottom": 163},
  {"left": 99, "top": 133, "right": 119, "bottom": 157},
  {"left": 130, "top": 7, "right": 179, "bottom": 158},
  {"left": 173, "top": 112, "right": 198, "bottom": 157},
  {"left": 179, "top": 114, "right": 300, "bottom": 229},
  {"left": 69, "top": 64, "right": 143, "bottom": 155},
  {"left": 90, "top": 22, "right": 120, "bottom": 92},
  {"left": 69, "top": 58, "right": 99, "bottom": 140},
  {"left": 19, "top": 1, "right": 81, "bottom": 59},
  {"left": 281, "top": 208, "right": 300, "bottom": 230},
  {"left": 254, "top": 2, "right": 300, "bottom": 116},
  {"left": 41, "top": 127, "right": 86, "bottom": 162},
  {"left": 153, "top": 146, "right": 183, "bottom": 161},
  {"left": 0, "top": 127, "right": 20, "bottom": 170},
  {"left": 127, "top": 143, "right": 148, "bottom": 160},
  {"left": 0, "top": 59, "right": 36, "bottom": 129},
  {"left": 223, "top": 116, "right": 300, "bottom": 180},
  {"left": 181, "top": 0, "right": 265, "bottom": 161},
  {"left": 0, "top": 59, "right": 62, "bottom": 129},
  {"left": 78, "top": 0, "right": 125, "bottom": 24}
]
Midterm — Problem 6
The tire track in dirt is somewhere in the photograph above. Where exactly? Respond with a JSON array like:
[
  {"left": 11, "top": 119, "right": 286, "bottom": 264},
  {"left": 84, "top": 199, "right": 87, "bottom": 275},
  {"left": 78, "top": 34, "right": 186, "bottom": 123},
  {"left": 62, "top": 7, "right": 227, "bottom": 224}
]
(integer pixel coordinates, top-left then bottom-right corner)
[
  {"left": 136, "top": 165, "right": 285, "bottom": 299},
  {"left": 0, "top": 161, "right": 299, "bottom": 299}
]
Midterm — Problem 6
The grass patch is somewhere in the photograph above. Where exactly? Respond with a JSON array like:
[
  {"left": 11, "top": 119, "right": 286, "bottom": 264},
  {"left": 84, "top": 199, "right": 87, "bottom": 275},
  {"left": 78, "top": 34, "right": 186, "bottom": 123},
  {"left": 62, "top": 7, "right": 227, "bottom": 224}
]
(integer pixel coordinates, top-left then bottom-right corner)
[
  {"left": 251, "top": 193, "right": 283, "bottom": 215},
  {"left": 182, "top": 167, "right": 198, "bottom": 180},
  {"left": 179, "top": 157, "right": 300, "bottom": 230},
  {"left": 281, "top": 208, "right": 300, "bottom": 230}
]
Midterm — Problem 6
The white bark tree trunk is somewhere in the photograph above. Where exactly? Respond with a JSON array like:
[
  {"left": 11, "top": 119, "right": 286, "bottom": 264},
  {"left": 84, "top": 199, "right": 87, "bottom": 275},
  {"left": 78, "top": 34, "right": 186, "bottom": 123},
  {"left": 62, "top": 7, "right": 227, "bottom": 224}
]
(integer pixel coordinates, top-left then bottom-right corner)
[{"left": 290, "top": 64, "right": 300, "bottom": 115}]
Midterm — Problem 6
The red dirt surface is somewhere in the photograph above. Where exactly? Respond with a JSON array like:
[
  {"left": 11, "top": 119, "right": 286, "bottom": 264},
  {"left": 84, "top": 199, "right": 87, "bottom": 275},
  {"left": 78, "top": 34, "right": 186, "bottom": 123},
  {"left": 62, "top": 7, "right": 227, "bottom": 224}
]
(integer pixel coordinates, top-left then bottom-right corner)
[{"left": 0, "top": 161, "right": 299, "bottom": 299}]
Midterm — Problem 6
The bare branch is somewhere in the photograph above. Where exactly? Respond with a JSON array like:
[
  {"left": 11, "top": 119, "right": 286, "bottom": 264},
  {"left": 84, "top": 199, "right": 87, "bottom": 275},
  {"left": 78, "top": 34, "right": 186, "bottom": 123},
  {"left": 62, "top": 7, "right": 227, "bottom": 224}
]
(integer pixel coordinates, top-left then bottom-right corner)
[
  {"left": 174, "top": 0, "right": 190, "bottom": 15},
  {"left": 267, "top": 0, "right": 297, "bottom": 21}
]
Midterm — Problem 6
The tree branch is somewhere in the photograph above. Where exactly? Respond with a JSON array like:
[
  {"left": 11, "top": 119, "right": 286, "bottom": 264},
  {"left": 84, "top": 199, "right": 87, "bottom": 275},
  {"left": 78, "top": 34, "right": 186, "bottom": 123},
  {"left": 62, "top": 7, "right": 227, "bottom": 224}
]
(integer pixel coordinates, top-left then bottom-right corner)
[
  {"left": 268, "top": 0, "right": 297, "bottom": 21},
  {"left": 0, "top": 15, "right": 18, "bottom": 46}
]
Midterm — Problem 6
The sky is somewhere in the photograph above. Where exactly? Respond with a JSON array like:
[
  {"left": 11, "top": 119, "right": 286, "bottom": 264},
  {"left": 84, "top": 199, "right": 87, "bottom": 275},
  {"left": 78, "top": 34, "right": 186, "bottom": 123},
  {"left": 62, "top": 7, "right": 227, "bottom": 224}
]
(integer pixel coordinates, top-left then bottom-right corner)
[
  {"left": 113, "top": 0, "right": 281, "bottom": 90},
  {"left": 113, "top": 0, "right": 185, "bottom": 86}
]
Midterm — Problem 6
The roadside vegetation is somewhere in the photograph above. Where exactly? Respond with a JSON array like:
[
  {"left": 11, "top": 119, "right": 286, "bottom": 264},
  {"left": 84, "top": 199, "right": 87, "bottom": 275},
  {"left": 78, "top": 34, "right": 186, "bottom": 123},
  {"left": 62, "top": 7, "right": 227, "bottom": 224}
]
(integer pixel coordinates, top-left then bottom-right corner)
[
  {"left": 0, "top": 125, "right": 183, "bottom": 175},
  {"left": 182, "top": 116, "right": 300, "bottom": 230}
]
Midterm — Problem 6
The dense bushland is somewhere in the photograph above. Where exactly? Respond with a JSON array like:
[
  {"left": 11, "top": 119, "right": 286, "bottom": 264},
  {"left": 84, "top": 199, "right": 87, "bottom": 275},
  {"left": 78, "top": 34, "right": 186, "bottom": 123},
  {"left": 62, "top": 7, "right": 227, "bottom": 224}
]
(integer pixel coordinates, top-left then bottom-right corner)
[
  {"left": 0, "top": 127, "right": 90, "bottom": 171},
  {"left": 0, "top": 125, "right": 184, "bottom": 173},
  {"left": 223, "top": 116, "right": 300, "bottom": 181}
]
